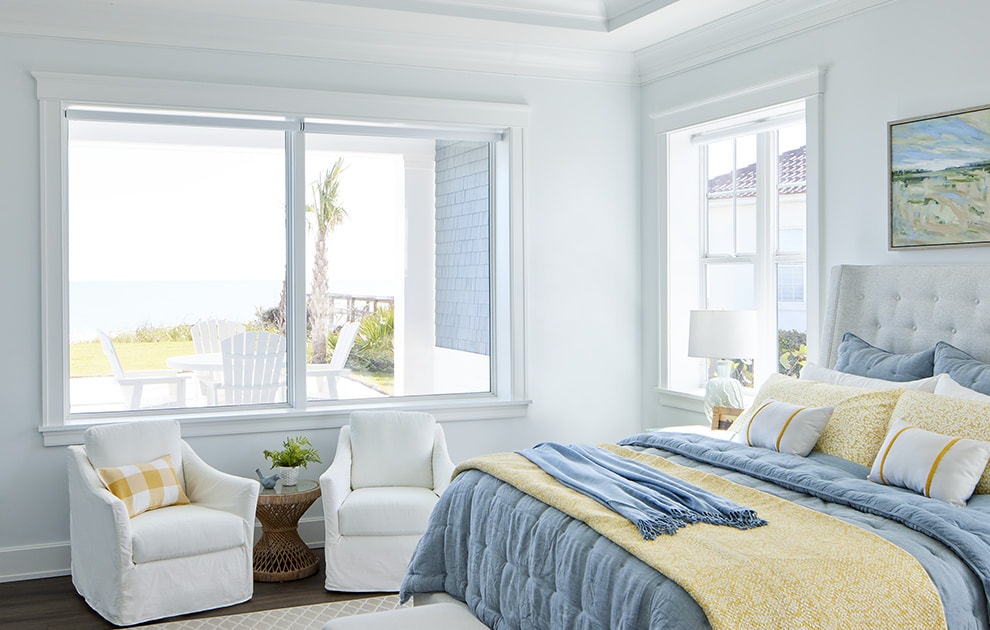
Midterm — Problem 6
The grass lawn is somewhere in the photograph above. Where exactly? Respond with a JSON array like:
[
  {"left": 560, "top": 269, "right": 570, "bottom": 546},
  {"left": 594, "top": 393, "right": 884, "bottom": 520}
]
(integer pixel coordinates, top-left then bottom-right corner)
[
  {"left": 349, "top": 370, "right": 394, "bottom": 395},
  {"left": 72, "top": 341, "right": 395, "bottom": 397},
  {"left": 71, "top": 341, "right": 195, "bottom": 377}
]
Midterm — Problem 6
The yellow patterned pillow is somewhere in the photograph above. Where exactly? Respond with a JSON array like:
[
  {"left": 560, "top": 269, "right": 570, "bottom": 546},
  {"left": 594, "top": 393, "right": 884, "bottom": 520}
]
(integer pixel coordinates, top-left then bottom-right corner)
[
  {"left": 96, "top": 454, "right": 189, "bottom": 518},
  {"left": 734, "top": 374, "right": 904, "bottom": 467},
  {"left": 890, "top": 390, "right": 990, "bottom": 494}
]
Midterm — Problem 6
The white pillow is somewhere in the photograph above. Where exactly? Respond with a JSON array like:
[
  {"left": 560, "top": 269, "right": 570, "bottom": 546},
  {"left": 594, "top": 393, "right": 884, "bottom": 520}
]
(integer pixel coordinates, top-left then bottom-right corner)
[
  {"left": 349, "top": 411, "right": 437, "bottom": 490},
  {"left": 868, "top": 418, "right": 990, "bottom": 507},
  {"left": 731, "top": 399, "right": 834, "bottom": 456},
  {"left": 84, "top": 420, "right": 186, "bottom": 489},
  {"left": 934, "top": 374, "right": 990, "bottom": 403},
  {"left": 800, "top": 362, "right": 940, "bottom": 392}
]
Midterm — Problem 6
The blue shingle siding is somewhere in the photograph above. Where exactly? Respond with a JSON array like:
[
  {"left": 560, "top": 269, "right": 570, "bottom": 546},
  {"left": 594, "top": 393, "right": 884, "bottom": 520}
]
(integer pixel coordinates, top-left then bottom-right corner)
[{"left": 435, "top": 140, "right": 490, "bottom": 355}]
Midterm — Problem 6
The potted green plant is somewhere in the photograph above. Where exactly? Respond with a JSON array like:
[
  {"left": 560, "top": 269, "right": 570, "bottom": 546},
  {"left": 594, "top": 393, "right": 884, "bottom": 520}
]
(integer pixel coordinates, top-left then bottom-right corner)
[{"left": 263, "top": 436, "right": 321, "bottom": 486}]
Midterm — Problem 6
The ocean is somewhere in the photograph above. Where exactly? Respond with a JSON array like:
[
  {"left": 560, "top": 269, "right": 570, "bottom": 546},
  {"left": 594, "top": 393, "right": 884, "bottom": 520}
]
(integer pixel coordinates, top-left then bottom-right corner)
[{"left": 69, "top": 280, "right": 283, "bottom": 342}]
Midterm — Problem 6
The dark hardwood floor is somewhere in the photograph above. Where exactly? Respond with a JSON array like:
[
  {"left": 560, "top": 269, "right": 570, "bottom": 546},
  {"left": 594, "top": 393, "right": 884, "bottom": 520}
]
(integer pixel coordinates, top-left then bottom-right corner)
[{"left": 0, "top": 559, "right": 388, "bottom": 630}]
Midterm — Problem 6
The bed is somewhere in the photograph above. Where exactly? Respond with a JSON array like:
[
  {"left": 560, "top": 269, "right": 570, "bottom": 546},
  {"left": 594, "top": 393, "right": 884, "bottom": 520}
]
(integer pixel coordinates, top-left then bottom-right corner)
[{"left": 400, "top": 264, "right": 990, "bottom": 629}]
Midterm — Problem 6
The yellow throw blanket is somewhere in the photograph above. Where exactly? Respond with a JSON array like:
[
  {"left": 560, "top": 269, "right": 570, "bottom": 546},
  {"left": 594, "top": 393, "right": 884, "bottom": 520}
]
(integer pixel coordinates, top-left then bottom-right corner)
[{"left": 455, "top": 444, "right": 946, "bottom": 630}]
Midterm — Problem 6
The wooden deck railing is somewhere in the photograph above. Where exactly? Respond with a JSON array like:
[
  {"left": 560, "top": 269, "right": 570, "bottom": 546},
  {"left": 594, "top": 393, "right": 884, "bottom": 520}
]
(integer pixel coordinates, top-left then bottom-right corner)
[{"left": 328, "top": 293, "right": 394, "bottom": 325}]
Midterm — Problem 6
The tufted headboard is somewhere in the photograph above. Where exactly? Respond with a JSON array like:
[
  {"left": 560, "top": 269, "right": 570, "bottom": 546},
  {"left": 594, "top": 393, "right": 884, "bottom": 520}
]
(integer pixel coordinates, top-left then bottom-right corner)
[{"left": 820, "top": 264, "right": 990, "bottom": 368}]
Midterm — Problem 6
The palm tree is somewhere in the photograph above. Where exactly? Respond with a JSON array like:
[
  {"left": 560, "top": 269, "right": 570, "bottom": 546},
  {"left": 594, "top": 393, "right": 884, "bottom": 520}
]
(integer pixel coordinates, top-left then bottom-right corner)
[{"left": 307, "top": 158, "right": 348, "bottom": 364}]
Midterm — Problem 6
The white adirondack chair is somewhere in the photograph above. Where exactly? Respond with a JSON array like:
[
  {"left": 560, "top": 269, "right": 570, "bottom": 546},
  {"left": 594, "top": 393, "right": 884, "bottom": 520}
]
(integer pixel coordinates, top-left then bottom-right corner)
[
  {"left": 190, "top": 319, "right": 246, "bottom": 354},
  {"left": 97, "top": 330, "right": 190, "bottom": 409},
  {"left": 201, "top": 331, "right": 286, "bottom": 405},
  {"left": 307, "top": 320, "right": 361, "bottom": 399},
  {"left": 188, "top": 320, "right": 247, "bottom": 400}
]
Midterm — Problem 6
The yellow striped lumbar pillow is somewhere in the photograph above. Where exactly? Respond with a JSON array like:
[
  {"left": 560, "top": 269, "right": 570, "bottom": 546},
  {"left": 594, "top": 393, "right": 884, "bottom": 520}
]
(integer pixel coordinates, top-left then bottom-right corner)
[
  {"left": 96, "top": 454, "right": 190, "bottom": 518},
  {"left": 731, "top": 399, "right": 833, "bottom": 456},
  {"left": 868, "top": 419, "right": 990, "bottom": 507}
]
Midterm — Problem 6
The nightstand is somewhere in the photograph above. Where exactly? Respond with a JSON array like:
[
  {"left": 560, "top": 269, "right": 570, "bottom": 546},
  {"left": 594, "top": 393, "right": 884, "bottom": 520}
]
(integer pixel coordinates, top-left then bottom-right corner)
[{"left": 711, "top": 405, "right": 744, "bottom": 431}]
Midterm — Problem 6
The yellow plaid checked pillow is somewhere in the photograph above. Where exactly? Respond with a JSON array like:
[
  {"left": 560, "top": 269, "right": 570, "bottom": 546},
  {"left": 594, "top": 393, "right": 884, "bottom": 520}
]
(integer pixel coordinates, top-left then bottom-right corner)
[{"left": 96, "top": 454, "right": 189, "bottom": 517}]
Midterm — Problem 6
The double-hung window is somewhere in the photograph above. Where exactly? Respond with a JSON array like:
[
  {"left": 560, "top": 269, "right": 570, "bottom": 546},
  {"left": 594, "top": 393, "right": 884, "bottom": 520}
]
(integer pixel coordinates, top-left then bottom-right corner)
[
  {"left": 38, "top": 73, "right": 528, "bottom": 443},
  {"left": 699, "top": 113, "right": 808, "bottom": 385},
  {"left": 660, "top": 87, "right": 819, "bottom": 403}
]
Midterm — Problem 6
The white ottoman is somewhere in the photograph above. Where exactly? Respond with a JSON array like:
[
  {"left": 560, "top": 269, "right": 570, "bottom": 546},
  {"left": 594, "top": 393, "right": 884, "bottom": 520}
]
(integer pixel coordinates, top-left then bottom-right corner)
[{"left": 322, "top": 602, "right": 488, "bottom": 629}]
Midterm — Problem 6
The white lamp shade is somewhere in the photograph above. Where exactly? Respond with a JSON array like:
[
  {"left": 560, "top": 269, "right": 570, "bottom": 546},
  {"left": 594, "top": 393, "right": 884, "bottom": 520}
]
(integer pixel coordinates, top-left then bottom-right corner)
[{"left": 688, "top": 310, "right": 757, "bottom": 359}]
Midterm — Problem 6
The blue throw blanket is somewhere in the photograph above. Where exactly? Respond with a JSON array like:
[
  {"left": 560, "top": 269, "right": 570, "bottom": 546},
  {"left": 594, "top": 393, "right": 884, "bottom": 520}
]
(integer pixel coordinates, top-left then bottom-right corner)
[{"left": 517, "top": 442, "right": 767, "bottom": 539}]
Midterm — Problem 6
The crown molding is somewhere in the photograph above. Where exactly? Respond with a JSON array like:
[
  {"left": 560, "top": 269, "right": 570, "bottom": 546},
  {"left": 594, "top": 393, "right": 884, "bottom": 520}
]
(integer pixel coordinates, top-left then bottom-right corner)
[
  {"left": 0, "top": 1, "right": 640, "bottom": 84},
  {"left": 635, "top": 0, "right": 897, "bottom": 84},
  {"left": 0, "top": 0, "right": 893, "bottom": 86}
]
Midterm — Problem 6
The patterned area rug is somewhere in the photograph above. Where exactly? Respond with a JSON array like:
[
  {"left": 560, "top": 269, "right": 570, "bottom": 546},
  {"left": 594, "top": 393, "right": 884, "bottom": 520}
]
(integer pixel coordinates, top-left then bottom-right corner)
[{"left": 144, "top": 595, "right": 408, "bottom": 629}]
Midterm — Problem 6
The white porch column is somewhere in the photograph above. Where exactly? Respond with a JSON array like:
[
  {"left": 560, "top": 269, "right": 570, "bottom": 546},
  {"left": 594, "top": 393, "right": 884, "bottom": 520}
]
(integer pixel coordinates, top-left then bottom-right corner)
[{"left": 395, "top": 154, "right": 436, "bottom": 395}]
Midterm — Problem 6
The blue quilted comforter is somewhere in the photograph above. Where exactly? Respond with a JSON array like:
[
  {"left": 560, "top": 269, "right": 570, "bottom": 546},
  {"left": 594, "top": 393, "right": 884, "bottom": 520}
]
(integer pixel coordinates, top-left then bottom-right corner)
[{"left": 401, "top": 432, "right": 990, "bottom": 629}]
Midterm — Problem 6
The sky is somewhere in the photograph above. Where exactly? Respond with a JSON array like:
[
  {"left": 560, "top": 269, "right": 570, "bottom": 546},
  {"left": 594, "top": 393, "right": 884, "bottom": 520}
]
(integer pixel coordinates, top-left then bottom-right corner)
[
  {"left": 67, "top": 120, "right": 410, "bottom": 336},
  {"left": 69, "top": 121, "right": 403, "bottom": 292}
]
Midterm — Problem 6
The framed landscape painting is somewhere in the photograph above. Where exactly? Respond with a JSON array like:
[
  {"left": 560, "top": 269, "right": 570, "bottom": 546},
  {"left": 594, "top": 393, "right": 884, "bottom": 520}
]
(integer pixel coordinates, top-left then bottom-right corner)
[{"left": 889, "top": 104, "right": 990, "bottom": 248}]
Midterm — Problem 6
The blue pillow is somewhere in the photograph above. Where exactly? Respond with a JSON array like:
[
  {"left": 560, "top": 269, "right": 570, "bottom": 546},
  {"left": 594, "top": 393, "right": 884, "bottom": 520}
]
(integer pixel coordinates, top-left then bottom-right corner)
[
  {"left": 935, "top": 342, "right": 990, "bottom": 397},
  {"left": 834, "top": 333, "right": 935, "bottom": 382}
]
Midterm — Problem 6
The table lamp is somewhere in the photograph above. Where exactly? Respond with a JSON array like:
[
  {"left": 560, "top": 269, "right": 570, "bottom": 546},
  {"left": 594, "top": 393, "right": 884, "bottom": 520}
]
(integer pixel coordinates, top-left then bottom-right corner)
[{"left": 688, "top": 309, "right": 757, "bottom": 422}]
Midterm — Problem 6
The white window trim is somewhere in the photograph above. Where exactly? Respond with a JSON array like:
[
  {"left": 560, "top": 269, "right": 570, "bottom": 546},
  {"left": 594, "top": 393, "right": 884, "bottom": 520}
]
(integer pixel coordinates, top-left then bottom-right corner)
[
  {"left": 36, "top": 72, "right": 530, "bottom": 446},
  {"left": 651, "top": 68, "right": 824, "bottom": 414}
]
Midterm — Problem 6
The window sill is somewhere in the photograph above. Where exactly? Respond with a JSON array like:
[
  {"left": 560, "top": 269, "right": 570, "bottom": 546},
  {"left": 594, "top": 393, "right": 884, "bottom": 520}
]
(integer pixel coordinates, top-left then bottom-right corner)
[
  {"left": 654, "top": 386, "right": 755, "bottom": 412},
  {"left": 654, "top": 387, "right": 705, "bottom": 413},
  {"left": 40, "top": 397, "right": 531, "bottom": 446}
]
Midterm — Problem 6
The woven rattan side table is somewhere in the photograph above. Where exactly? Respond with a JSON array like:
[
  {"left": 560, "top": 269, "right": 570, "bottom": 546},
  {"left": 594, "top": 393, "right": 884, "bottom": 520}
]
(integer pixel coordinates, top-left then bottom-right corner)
[{"left": 253, "top": 479, "right": 321, "bottom": 582}]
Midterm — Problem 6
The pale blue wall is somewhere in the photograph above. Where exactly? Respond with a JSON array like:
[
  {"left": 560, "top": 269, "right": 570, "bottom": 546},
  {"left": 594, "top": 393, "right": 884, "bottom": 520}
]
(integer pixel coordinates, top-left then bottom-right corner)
[
  {"left": 0, "top": 33, "right": 640, "bottom": 580},
  {"left": 640, "top": 0, "right": 990, "bottom": 429}
]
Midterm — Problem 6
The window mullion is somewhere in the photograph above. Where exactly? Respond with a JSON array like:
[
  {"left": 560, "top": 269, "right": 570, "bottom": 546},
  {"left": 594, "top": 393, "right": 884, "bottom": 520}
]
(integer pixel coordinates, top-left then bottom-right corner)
[
  {"left": 65, "top": 108, "right": 298, "bottom": 131},
  {"left": 699, "top": 144, "right": 709, "bottom": 307},
  {"left": 731, "top": 139, "right": 738, "bottom": 256},
  {"left": 753, "top": 131, "right": 777, "bottom": 387},
  {"left": 703, "top": 253, "right": 756, "bottom": 264},
  {"left": 285, "top": 128, "right": 307, "bottom": 407}
]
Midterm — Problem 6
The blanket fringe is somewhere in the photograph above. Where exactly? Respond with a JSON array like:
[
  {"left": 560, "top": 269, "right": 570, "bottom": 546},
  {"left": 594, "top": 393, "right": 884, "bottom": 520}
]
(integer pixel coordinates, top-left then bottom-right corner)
[
  {"left": 637, "top": 510, "right": 767, "bottom": 539},
  {"left": 637, "top": 517, "right": 682, "bottom": 539}
]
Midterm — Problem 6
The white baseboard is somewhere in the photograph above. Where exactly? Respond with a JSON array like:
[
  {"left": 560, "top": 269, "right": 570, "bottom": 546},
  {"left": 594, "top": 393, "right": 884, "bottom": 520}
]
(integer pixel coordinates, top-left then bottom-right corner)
[
  {"left": 295, "top": 516, "right": 327, "bottom": 550},
  {"left": 0, "top": 517, "right": 327, "bottom": 584},
  {"left": 0, "top": 541, "right": 72, "bottom": 583}
]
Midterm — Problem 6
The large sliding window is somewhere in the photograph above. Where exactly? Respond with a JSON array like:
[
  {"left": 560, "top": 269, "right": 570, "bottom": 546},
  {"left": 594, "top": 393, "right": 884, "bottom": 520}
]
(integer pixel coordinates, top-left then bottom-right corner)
[{"left": 38, "top": 73, "right": 527, "bottom": 440}]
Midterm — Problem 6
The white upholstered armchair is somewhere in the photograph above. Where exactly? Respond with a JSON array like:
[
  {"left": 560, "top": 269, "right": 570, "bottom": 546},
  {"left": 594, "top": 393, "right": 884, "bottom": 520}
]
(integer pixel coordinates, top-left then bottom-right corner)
[
  {"left": 319, "top": 411, "right": 455, "bottom": 592},
  {"left": 67, "top": 420, "right": 259, "bottom": 626}
]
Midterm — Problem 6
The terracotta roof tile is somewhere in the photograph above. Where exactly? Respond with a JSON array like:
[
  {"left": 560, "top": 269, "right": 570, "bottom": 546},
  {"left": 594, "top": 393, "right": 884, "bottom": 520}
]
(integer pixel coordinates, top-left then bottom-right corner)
[{"left": 708, "top": 145, "right": 806, "bottom": 198}]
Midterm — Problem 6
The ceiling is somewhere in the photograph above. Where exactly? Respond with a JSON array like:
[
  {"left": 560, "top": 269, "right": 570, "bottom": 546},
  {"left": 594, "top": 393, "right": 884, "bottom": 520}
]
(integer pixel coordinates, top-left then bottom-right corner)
[
  {"left": 288, "top": 0, "right": 767, "bottom": 44},
  {"left": 307, "top": 0, "right": 682, "bottom": 32},
  {"left": 0, "top": 0, "right": 895, "bottom": 83}
]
